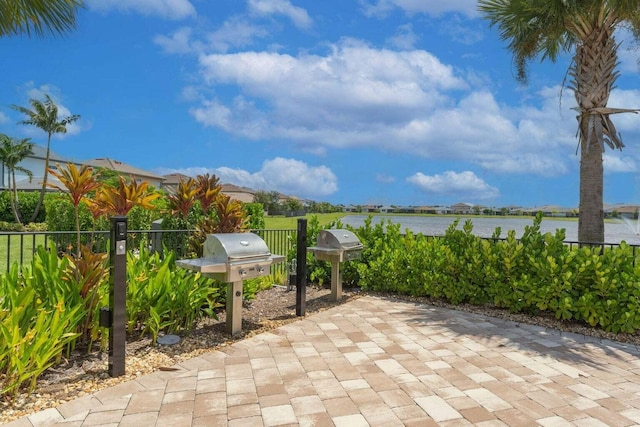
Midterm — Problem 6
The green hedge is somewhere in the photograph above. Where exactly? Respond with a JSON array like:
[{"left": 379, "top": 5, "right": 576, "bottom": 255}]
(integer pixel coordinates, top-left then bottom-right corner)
[
  {"left": 349, "top": 213, "right": 640, "bottom": 334},
  {"left": 0, "top": 191, "right": 48, "bottom": 223}
]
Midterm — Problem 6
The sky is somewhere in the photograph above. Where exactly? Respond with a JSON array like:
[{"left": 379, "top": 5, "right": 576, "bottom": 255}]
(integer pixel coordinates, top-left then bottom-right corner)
[{"left": 2, "top": 0, "right": 640, "bottom": 208}]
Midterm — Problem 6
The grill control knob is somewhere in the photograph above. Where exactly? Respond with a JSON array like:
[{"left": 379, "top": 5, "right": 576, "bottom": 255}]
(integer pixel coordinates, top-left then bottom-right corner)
[
  {"left": 258, "top": 267, "right": 265, "bottom": 274},
  {"left": 239, "top": 269, "right": 247, "bottom": 276}
]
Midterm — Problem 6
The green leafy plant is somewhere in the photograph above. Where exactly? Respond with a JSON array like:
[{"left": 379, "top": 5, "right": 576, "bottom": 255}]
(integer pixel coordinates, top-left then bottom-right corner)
[
  {"left": 0, "top": 256, "right": 83, "bottom": 397},
  {"left": 125, "top": 244, "right": 221, "bottom": 343}
]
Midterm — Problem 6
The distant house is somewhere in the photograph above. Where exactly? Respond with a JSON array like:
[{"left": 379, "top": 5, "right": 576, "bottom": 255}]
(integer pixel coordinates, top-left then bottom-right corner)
[
  {"left": 221, "top": 183, "right": 256, "bottom": 203},
  {"left": 450, "top": 203, "right": 474, "bottom": 214},
  {"left": 0, "top": 144, "right": 84, "bottom": 191},
  {"left": 87, "top": 158, "right": 164, "bottom": 188},
  {"left": 606, "top": 204, "right": 640, "bottom": 219},
  {"left": 362, "top": 205, "right": 381, "bottom": 213},
  {"left": 521, "top": 205, "right": 573, "bottom": 217},
  {"left": 415, "top": 206, "right": 438, "bottom": 214},
  {"left": 160, "top": 173, "right": 191, "bottom": 194}
]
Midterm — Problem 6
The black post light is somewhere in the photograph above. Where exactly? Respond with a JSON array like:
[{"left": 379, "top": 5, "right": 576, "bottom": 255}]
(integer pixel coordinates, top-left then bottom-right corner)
[
  {"left": 108, "top": 216, "right": 127, "bottom": 377},
  {"left": 296, "top": 218, "right": 307, "bottom": 316}
]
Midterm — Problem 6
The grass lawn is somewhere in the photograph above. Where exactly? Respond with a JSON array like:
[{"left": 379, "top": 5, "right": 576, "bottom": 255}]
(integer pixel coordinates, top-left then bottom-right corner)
[
  {"left": 262, "top": 211, "right": 586, "bottom": 230},
  {"left": 0, "top": 234, "right": 47, "bottom": 271},
  {"left": 263, "top": 213, "right": 356, "bottom": 229}
]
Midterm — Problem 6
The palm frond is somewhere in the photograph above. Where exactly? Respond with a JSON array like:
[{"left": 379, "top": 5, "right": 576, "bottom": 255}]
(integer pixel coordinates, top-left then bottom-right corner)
[{"left": 0, "top": 0, "right": 85, "bottom": 38}]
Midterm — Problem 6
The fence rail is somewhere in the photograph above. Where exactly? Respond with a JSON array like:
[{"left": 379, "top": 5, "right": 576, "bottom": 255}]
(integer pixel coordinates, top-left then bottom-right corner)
[
  {"left": 0, "top": 229, "right": 297, "bottom": 277},
  {"left": 3, "top": 229, "right": 640, "bottom": 274}
]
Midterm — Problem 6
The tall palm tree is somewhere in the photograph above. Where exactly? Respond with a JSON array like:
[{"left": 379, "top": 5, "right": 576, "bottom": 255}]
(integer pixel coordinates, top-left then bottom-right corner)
[
  {"left": 11, "top": 94, "right": 80, "bottom": 222},
  {"left": 0, "top": 0, "right": 84, "bottom": 37},
  {"left": 478, "top": 0, "right": 640, "bottom": 243},
  {"left": 0, "top": 134, "right": 34, "bottom": 224}
]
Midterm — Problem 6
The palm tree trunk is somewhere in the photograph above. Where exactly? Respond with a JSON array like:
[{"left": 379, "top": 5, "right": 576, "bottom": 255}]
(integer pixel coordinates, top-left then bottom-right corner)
[
  {"left": 573, "top": 25, "right": 617, "bottom": 243},
  {"left": 30, "top": 134, "right": 50, "bottom": 222},
  {"left": 578, "top": 115, "right": 604, "bottom": 243},
  {"left": 10, "top": 171, "right": 22, "bottom": 225}
]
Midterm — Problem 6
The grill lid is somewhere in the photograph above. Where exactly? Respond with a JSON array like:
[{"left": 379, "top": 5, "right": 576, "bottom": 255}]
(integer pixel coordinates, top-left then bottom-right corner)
[
  {"left": 315, "top": 229, "right": 363, "bottom": 250},
  {"left": 204, "top": 232, "right": 271, "bottom": 262}
]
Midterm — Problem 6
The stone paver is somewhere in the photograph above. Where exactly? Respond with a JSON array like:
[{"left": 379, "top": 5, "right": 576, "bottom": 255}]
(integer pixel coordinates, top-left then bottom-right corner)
[{"left": 4, "top": 295, "right": 640, "bottom": 426}]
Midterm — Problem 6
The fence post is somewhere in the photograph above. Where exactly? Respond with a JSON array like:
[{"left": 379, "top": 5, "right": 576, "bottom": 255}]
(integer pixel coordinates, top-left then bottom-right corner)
[
  {"left": 108, "top": 216, "right": 127, "bottom": 377},
  {"left": 296, "top": 219, "right": 307, "bottom": 316}
]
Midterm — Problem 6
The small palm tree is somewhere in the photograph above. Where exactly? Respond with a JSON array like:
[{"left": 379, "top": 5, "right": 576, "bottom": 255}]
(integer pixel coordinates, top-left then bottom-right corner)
[
  {"left": 11, "top": 94, "right": 80, "bottom": 222},
  {"left": 479, "top": 0, "right": 640, "bottom": 243},
  {"left": 48, "top": 163, "right": 101, "bottom": 258},
  {"left": 95, "top": 175, "right": 160, "bottom": 216},
  {"left": 195, "top": 173, "right": 221, "bottom": 215},
  {"left": 0, "top": 0, "right": 84, "bottom": 38},
  {"left": 0, "top": 134, "right": 34, "bottom": 224},
  {"left": 167, "top": 177, "right": 199, "bottom": 220}
]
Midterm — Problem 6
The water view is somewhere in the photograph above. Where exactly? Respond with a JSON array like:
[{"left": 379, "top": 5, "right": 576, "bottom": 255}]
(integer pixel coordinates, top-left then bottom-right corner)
[{"left": 340, "top": 215, "right": 640, "bottom": 245}]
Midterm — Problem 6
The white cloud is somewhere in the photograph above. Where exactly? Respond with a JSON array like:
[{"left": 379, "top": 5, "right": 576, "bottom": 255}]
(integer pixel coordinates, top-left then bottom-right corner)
[
  {"left": 188, "top": 43, "right": 588, "bottom": 177},
  {"left": 180, "top": 32, "right": 640, "bottom": 181},
  {"left": 360, "top": 0, "right": 478, "bottom": 18},
  {"left": 376, "top": 173, "right": 396, "bottom": 183},
  {"left": 248, "top": 0, "right": 312, "bottom": 29},
  {"left": 14, "top": 83, "right": 83, "bottom": 138},
  {"left": 407, "top": 171, "right": 499, "bottom": 200},
  {"left": 614, "top": 27, "right": 640, "bottom": 75},
  {"left": 0, "top": 112, "right": 8, "bottom": 124},
  {"left": 604, "top": 154, "right": 637, "bottom": 173},
  {"left": 154, "top": 27, "right": 196, "bottom": 54},
  {"left": 605, "top": 89, "right": 640, "bottom": 133},
  {"left": 86, "top": 0, "right": 196, "bottom": 20},
  {"left": 438, "top": 15, "right": 484, "bottom": 45},
  {"left": 162, "top": 157, "right": 338, "bottom": 198},
  {"left": 193, "top": 39, "right": 466, "bottom": 133},
  {"left": 386, "top": 24, "right": 419, "bottom": 50},
  {"left": 205, "top": 17, "right": 269, "bottom": 52}
]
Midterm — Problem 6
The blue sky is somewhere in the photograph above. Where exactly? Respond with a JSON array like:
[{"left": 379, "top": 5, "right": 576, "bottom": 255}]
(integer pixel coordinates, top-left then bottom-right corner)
[{"left": 2, "top": 0, "right": 640, "bottom": 208}]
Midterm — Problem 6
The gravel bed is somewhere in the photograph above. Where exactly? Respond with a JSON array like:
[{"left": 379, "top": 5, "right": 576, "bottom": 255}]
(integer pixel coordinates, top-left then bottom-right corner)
[
  {"left": 2, "top": 285, "right": 640, "bottom": 424},
  {"left": 0, "top": 285, "right": 360, "bottom": 424}
]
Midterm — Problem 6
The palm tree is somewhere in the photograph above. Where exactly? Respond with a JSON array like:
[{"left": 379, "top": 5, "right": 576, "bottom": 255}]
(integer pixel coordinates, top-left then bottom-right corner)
[
  {"left": 48, "top": 163, "right": 101, "bottom": 258},
  {"left": 11, "top": 94, "right": 80, "bottom": 222},
  {"left": 0, "top": 0, "right": 84, "bottom": 37},
  {"left": 0, "top": 134, "right": 34, "bottom": 224},
  {"left": 478, "top": 0, "right": 640, "bottom": 243}
]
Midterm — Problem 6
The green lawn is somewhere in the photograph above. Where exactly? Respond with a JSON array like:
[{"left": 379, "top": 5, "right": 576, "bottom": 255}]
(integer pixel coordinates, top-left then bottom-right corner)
[
  {"left": 0, "top": 234, "right": 47, "bottom": 271},
  {"left": 263, "top": 213, "right": 355, "bottom": 229}
]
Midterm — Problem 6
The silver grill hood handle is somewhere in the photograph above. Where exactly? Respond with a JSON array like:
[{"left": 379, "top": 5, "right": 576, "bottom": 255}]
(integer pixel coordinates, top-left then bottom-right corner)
[{"left": 227, "top": 253, "right": 273, "bottom": 262}]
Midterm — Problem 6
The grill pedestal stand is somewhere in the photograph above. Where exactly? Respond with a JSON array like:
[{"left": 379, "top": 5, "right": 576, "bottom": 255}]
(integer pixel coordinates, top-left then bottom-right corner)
[
  {"left": 177, "top": 233, "right": 286, "bottom": 337},
  {"left": 330, "top": 261, "right": 341, "bottom": 301},
  {"left": 227, "top": 281, "right": 243, "bottom": 335}
]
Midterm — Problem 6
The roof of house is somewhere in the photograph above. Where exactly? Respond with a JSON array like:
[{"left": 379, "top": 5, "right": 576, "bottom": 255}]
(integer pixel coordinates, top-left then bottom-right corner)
[
  {"left": 27, "top": 144, "right": 80, "bottom": 165},
  {"left": 13, "top": 176, "right": 65, "bottom": 191},
  {"left": 161, "top": 173, "right": 191, "bottom": 185},
  {"left": 87, "top": 158, "right": 164, "bottom": 180},
  {"left": 221, "top": 183, "right": 256, "bottom": 195}
]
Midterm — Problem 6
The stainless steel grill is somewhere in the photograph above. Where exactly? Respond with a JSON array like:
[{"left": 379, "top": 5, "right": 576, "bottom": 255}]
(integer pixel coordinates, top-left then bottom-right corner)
[
  {"left": 308, "top": 229, "right": 363, "bottom": 301},
  {"left": 177, "top": 233, "right": 285, "bottom": 335},
  {"left": 308, "top": 229, "right": 364, "bottom": 262}
]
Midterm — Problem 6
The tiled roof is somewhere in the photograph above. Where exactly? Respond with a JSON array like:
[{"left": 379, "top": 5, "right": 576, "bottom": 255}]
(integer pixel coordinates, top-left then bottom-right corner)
[{"left": 87, "top": 158, "right": 164, "bottom": 180}]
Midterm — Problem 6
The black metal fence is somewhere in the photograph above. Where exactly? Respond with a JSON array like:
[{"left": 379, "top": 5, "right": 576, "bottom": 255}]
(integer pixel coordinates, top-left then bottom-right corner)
[
  {"left": 0, "top": 229, "right": 297, "bottom": 277},
  {"left": 3, "top": 229, "right": 640, "bottom": 275}
]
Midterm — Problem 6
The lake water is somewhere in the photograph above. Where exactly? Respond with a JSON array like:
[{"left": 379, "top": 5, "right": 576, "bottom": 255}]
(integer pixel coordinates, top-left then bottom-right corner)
[{"left": 339, "top": 215, "right": 640, "bottom": 245}]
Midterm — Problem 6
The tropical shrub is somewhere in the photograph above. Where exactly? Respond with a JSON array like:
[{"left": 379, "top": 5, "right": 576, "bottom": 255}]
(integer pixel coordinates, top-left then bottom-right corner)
[
  {"left": 0, "top": 248, "right": 84, "bottom": 397},
  {"left": 0, "top": 191, "right": 48, "bottom": 223},
  {"left": 245, "top": 203, "right": 265, "bottom": 230},
  {"left": 125, "top": 244, "right": 222, "bottom": 343},
  {"left": 352, "top": 213, "right": 640, "bottom": 333}
]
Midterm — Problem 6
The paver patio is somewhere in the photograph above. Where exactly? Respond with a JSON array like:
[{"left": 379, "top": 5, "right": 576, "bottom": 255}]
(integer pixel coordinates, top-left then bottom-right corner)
[{"left": 4, "top": 295, "right": 640, "bottom": 426}]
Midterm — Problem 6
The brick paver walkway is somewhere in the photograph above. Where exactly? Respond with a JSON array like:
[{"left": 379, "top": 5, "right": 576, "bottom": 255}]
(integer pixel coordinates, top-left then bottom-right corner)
[{"left": 5, "top": 295, "right": 640, "bottom": 426}]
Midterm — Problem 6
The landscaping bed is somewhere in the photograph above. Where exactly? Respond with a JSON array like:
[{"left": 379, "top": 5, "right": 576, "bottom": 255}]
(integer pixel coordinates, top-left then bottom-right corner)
[
  {"left": 0, "top": 284, "right": 360, "bottom": 424},
  {"left": 3, "top": 283, "right": 640, "bottom": 425}
]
